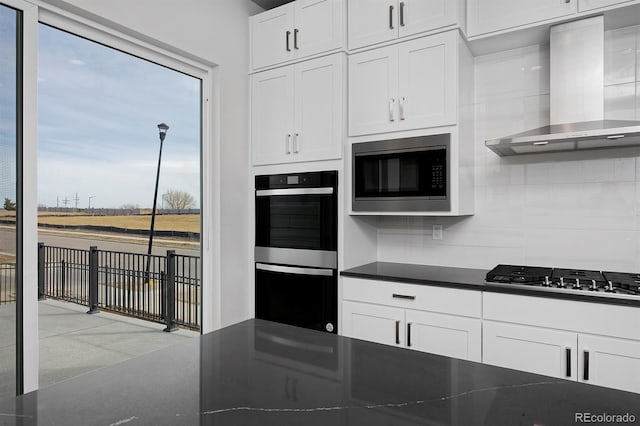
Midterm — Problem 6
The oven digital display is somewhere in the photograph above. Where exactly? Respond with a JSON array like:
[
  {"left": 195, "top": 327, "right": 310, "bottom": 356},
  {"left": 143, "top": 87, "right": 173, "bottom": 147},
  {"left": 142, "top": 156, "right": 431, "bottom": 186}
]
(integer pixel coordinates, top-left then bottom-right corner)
[{"left": 287, "top": 176, "right": 299, "bottom": 185}]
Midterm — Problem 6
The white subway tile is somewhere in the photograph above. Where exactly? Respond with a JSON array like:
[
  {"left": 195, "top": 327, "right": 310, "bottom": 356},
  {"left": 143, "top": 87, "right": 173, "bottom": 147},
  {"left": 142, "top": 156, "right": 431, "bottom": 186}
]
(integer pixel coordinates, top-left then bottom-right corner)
[
  {"left": 604, "top": 83, "right": 637, "bottom": 120},
  {"left": 604, "top": 27, "right": 637, "bottom": 86}
]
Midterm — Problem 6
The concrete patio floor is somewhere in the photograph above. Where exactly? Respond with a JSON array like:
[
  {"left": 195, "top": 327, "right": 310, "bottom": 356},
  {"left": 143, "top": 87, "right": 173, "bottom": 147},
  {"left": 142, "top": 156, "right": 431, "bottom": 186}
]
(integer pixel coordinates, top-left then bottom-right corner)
[{"left": 39, "top": 299, "right": 198, "bottom": 389}]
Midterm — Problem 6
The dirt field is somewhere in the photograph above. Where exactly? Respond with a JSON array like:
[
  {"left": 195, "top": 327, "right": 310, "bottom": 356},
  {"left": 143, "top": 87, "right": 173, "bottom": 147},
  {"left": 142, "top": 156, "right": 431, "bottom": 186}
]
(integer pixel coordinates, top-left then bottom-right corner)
[{"left": 37, "top": 214, "right": 200, "bottom": 233}]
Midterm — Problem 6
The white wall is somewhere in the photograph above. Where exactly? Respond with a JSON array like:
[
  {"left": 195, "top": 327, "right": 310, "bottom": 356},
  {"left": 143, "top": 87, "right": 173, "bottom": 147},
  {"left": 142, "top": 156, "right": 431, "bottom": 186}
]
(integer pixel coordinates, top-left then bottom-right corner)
[
  {"left": 377, "top": 25, "right": 640, "bottom": 272},
  {"left": 43, "top": 0, "right": 263, "bottom": 327}
]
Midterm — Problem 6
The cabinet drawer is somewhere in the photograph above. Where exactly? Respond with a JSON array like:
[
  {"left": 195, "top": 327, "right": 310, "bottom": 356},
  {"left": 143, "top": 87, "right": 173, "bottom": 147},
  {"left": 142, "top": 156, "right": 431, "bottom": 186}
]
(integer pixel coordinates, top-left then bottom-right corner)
[
  {"left": 342, "top": 277, "right": 481, "bottom": 317},
  {"left": 483, "top": 292, "right": 640, "bottom": 341},
  {"left": 579, "top": 0, "right": 635, "bottom": 11}
]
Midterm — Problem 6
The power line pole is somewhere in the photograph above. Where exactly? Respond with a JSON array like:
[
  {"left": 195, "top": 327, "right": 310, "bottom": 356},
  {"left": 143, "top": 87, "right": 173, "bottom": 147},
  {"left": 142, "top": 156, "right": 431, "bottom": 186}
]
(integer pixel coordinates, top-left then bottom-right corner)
[
  {"left": 62, "top": 196, "right": 70, "bottom": 207},
  {"left": 74, "top": 192, "right": 80, "bottom": 210}
]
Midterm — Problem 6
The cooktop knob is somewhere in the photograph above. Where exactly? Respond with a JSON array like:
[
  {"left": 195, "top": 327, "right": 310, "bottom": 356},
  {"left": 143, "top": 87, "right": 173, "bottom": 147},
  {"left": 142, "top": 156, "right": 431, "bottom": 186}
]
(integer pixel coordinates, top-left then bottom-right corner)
[
  {"left": 590, "top": 279, "right": 597, "bottom": 291},
  {"left": 559, "top": 277, "right": 565, "bottom": 288},
  {"left": 574, "top": 278, "right": 581, "bottom": 289},
  {"left": 544, "top": 276, "right": 551, "bottom": 287},
  {"left": 606, "top": 280, "right": 614, "bottom": 292}
]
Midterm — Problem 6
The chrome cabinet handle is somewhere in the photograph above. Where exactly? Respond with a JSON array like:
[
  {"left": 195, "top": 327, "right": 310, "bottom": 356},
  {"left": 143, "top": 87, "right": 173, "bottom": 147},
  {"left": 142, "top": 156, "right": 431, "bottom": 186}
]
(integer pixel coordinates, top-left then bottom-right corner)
[
  {"left": 293, "top": 133, "right": 299, "bottom": 153},
  {"left": 395, "top": 320, "right": 400, "bottom": 344},
  {"left": 294, "top": 29, "right": 299, "bottom": 50},
  {"left": 389, "top": 4, "right": 394, "bottom": 29},
  {"left": 392, "top": 293, "right": 415, "bottom": 300},
  {"left": 400, "top": 2, "right": 405, "bottom": 26},
  {"left": 286, "top": 30, "right": 291, "bottom": 52},
  {"left": 286, "top": 134, "right": 292, "bottom": 154},
  {"left": 565, "top": 347, "right": 571, "bottom": 377},
  {"left": 389, "top": 98, "right": 395, "bottom": 122},
  {"left": 583, "top": 350, "right": 590, "bottom": 381},
  {"left": 407, "top": 322, "right": 412, "bottom": 347},
  {"left": 399, "top": 97, "right": 406, "bottom": 120}
]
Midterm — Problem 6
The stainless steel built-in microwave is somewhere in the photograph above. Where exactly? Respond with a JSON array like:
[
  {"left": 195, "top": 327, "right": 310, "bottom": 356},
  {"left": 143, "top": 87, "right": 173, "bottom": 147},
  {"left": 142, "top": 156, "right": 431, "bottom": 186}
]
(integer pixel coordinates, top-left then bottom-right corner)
[{"left": 352, "top": 134, "right": 450, "bottom": 212}]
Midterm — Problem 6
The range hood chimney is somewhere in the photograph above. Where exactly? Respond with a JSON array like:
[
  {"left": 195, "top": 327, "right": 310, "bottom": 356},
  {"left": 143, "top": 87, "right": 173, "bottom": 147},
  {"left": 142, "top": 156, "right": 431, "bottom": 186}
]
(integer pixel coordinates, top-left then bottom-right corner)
[{"left": 486, "top": 16, "right": 640, "bottom": 156}]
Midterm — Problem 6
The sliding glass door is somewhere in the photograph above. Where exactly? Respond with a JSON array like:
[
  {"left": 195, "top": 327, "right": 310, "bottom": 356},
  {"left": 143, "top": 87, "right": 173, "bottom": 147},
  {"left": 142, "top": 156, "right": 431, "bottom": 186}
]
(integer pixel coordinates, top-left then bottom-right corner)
[{"left": 0, "top": 2, "right": 20, "bottom": 398}]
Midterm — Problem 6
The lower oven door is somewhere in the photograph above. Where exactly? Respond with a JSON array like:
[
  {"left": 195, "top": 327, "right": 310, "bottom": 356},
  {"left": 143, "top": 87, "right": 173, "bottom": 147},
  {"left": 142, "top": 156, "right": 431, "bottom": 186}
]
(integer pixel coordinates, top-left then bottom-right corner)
[{"left": 255, "top": 263, "right": 337, "bottom": 334}]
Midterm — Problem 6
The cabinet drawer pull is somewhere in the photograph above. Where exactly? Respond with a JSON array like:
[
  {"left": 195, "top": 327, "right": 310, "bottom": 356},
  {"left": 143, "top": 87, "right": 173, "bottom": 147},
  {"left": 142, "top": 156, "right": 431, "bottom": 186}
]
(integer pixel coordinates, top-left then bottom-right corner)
[
  {"left": 395, "top": 320, "right": 400, "bottom": 344},
  {"left": 392, "top": 293, "right": 415, "bottom": 300},
  {"left": 286, "top": 30, "right": 291, "bottom": 52},
  {"left": 399, "top": 97, "right": 406, "bottom": 120},
  {"left": 389, "top": 98, "right": 395, "bottom": 122},
  {"left": 583, "top": 350, "right": 589, "bottom": 381},
  {"left": 389, "top": 4, "right": 394, "bottom": 29},
  {"left": 400, "top": 2, "right": 405, "bottom": 27},
  {"left": 293, "top": 133, "right": 299, "bottom": 153},
  {"left": 565, "top": 347, "right": 571, "bottom": 378},
  {"left": 286, "top": 134, "right": 292, "bottom": 154},
  {"left": 407, "top": 322, "right": 412, "bottom": 347},
  {"left": 294, "top": 28, "right": 299, "bottom": 50}
]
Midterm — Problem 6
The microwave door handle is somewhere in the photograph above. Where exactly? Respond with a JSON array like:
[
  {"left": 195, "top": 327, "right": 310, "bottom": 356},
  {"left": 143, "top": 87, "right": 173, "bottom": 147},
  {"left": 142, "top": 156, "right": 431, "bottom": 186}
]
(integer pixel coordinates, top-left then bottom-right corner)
[
  {"left": 256, "top": 263, "right": 334, "bottom": 277},
  {"left": 256, "top": 187, "right": 334, "bottom": 196}
]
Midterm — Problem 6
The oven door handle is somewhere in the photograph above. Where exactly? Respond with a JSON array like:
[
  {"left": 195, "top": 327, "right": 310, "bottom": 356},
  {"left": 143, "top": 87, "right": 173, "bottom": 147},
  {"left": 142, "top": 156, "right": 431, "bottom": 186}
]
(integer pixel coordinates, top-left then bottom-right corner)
[
  {"left": 256, "top": 263, "right": 334, "bottom": 277},
  {"left": 256, "top": 187, "right": 334, "bottom": 196}
]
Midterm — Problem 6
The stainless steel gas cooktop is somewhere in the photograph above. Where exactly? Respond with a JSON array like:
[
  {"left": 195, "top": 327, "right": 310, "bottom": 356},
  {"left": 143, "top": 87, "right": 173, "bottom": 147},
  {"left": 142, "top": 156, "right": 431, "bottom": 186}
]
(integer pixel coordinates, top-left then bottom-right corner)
[{"left": 485, "top": 264, "right": 640, "bottom": 299}]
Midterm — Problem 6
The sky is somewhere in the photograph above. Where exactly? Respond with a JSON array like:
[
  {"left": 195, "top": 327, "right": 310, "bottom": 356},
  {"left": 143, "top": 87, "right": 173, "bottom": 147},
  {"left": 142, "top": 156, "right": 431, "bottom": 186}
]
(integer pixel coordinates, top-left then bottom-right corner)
[{"left": 37, "top": 24, "right": 201, "bottom": 209}]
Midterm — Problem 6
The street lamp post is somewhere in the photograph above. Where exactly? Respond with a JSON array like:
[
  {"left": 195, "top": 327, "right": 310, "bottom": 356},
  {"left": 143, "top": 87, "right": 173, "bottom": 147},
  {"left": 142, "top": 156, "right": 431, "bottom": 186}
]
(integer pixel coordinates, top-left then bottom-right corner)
[
  {"left": 88, "top": 195, "right": 96, "bottom": 209},
  {"left": 146, "top": 123, "right": 169, "bottom": 281}
]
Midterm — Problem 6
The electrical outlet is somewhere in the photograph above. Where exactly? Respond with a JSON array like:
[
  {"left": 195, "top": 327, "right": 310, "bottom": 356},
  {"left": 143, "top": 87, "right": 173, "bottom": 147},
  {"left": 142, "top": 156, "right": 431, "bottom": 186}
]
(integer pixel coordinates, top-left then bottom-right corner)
[{"left": 433, "top": 224, "right": 443, "bottom": 240}]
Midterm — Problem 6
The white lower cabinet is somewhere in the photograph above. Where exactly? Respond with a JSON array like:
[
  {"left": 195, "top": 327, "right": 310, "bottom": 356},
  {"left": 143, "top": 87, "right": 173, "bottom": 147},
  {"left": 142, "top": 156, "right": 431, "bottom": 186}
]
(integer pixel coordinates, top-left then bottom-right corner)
[
  {"left": 483, "top": 292, "right": 640, "bottom": 394},
  {"left": 578, "top": 334, "right": 640, "bottom": 394},
  {"left": 341, "top": 277, "right": 482, "bottom": 362},
  {"left": 483, "top": 321, "right": 578, "bottom": 380}
]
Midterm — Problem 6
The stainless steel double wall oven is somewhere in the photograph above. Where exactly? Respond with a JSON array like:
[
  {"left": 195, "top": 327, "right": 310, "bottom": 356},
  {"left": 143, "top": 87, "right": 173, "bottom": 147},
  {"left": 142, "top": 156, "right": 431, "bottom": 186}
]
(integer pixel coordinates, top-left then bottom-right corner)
[{"left": 255, "top": 171, "right": 338, "bottom": 333}]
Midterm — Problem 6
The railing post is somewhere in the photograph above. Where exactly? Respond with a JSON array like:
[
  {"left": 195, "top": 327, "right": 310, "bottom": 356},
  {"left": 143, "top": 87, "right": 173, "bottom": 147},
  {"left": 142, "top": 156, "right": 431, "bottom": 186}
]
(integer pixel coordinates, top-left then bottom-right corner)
[
  {"left": 163, "top": 250, "right": 177, "bottom": 332},
  {"left": 160, "top": 271, "right": 166, "bottom": 321},
  {"left": 38, "top": 242, "right": 46, "bottom": 300},
  {"left": 87, "top": 246, "right": 99, "bottom": 314}
]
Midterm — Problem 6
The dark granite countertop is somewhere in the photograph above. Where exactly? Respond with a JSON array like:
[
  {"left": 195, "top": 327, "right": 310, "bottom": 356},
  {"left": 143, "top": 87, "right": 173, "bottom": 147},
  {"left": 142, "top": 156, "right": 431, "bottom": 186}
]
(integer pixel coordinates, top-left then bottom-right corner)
[
  {"left": 341, "top": 262, "right": 640, "bottom": 307},
  {"left": 1, "top": 319, "right": 639, "bottom": 425}
]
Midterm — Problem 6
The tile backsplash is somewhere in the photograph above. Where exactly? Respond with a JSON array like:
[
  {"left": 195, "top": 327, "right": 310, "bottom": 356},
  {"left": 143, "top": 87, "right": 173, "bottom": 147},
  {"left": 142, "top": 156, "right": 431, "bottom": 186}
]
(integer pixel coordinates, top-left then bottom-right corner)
[{"left": 377, "top": 25, "right": 640, "bottom": 272}]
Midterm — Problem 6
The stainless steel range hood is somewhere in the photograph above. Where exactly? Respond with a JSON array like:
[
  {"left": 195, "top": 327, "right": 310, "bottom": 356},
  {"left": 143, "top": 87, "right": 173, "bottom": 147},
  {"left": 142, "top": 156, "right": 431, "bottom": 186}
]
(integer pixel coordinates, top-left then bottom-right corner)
[{"left": 486, "top": 16, "right": 640, "bottom": 156}]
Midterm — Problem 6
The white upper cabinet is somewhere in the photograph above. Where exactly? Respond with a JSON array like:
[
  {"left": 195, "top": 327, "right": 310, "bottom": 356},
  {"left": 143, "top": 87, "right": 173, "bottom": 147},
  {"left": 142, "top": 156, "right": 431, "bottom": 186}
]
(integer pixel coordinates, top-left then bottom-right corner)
[
  {"left": 349, "top": 30, "right": 457, "bottom": 136},
  {"left": 348, "top": 0, "right": 461, "bottom": 50},
  {"left": 252, "top": 53, "right": 344, "bottom": 166},
  {"left": 251, "top": 66, "right": 295, "bottom": 166},
  {"left": 292, "top": 54, "right": 344, "bottom": 163},
  {"left": 348, "top": 44, "right": 398, "bottom": 136},
  {"left": 348, "top": 0, "right": 398, "bottom": 50},
  {"left": 579, "top": 0, "right": 636, "bottom": 11},
  {"left": 251, "top": 6, "right": 295, "bottom": 71},
  {"left": 397, "top": 34, "right": 457, "bottom": 131},
  {"left": 250, "top": 0, "right": 345, "bottom": 71},
  {"left": 398, "top": 0, "right": 460, "bottom": 38},
  {"left": 467, "top": 0, "right": 577, "bottom": 37}
]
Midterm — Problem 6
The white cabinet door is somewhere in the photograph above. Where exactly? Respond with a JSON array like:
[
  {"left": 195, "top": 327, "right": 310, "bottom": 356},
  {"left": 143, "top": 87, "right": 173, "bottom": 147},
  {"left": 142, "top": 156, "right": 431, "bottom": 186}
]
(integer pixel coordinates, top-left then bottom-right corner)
[
  {"left": 579, "top": 0, "right": 635, "bottom": 11},
  {"left": 293, "top": 54, "right": 343, "bottom": 162},
  {"left": 251, "top": 5, "right": 295, "bottom": 70},
  {"left": 251, "top": 66, "right": 295, "bottom": 166},
  {"left": 342, "top": 301, "right": 405, "bottom": 347},
  {"left": 483, "top": 321, "right": 578, "bottom": 380},
  {"left": 405, "top": 309, "right": 481, "bottom": 362},
  {"left": 467, "top": 0, "right": 577, "bottom": 36},
  {"left": 294, "top": 0, "right": 343, "bottom": 58},
  {"left": 397, "top": 32, "right": 457, "bottom": 131},
  {"left": 579, "top": 334, "right": 640, "bottom": 394},
  {"left": 348, "top": 44, "right": 398, "bottom": 136},
  {"left": 398, "top": 0, "right": 458, "bottom": 38},
  {"left": 348, "top": 0, "right": 398, "bottom": 50}
]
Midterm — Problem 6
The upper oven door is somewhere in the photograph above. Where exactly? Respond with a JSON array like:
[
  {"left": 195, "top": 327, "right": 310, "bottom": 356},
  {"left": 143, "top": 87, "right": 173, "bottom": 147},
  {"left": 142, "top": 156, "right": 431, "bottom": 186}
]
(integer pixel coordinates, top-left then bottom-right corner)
[{"left": 256, "top": 187, "right": 337, "bottom": 251}]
